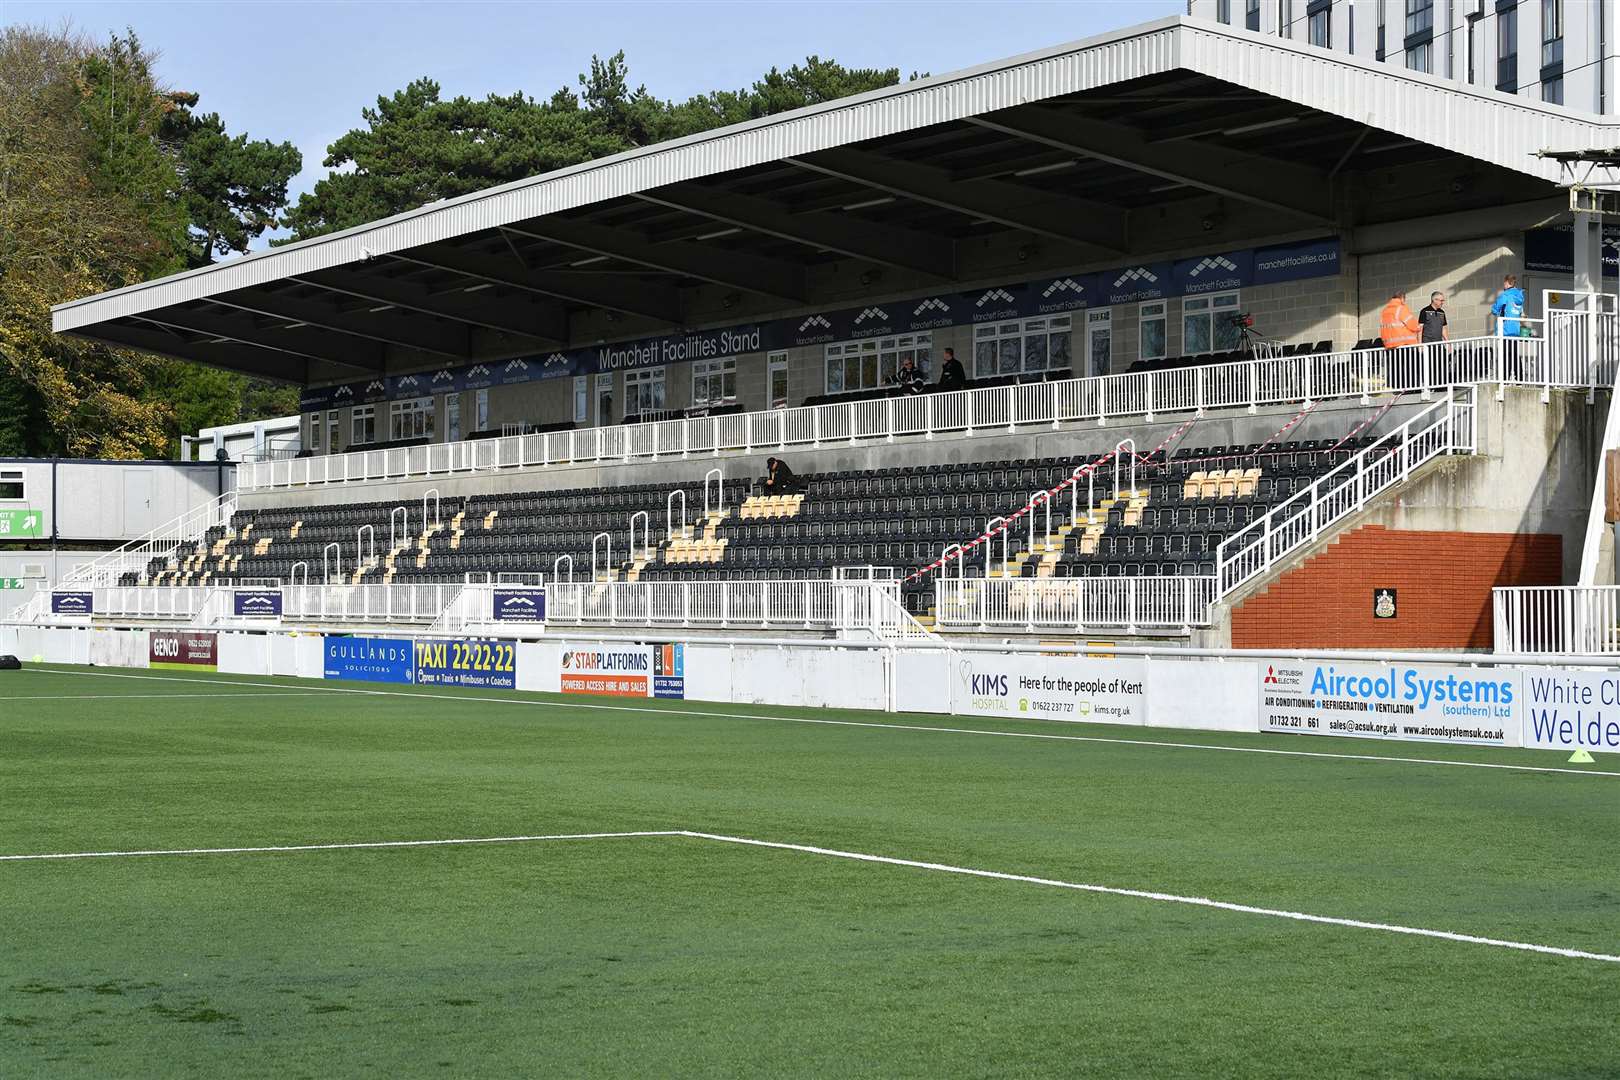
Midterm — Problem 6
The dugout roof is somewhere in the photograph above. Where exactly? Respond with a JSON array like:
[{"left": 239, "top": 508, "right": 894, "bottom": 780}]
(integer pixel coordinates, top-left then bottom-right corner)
[{"left": 50, "top": 15, "right": 1618, "bottom": 385}]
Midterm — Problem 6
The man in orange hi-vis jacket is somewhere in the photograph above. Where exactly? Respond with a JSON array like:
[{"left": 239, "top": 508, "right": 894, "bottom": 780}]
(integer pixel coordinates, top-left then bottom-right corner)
[{"left": 1379, "top": 289, "right": 1421, "bottom": 349}]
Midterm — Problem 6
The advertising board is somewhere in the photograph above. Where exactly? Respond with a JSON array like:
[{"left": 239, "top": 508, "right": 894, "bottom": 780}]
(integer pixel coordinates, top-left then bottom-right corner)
[
  {"left": 491, "top": 587, "right": 546, "bottom": 625},
  {"left": 952, "top": 653, "right": 1146, "bottom": 724},
  {"left": 1521, "top": 671, "right": 1620, "bottom": 752},
  {"left": 414, "top": 638, "right": 517, "bottom": 689},
  {"left": 323, "top": 637, "right": 413, "bottom": 683},
  {"left": 1259, "top": 661, "right": 1517, "bottom": 746},
  {"left": 560, "top": 645, "right": 653, "bottom": 697},
  {"left": 149, "top": 630, "right": 218, "bottom": 671},
  {"left": 233, "top": 589, "right": 283, "bottom": 618},
  {"left": 50, "top": 591, "right": 93, "bottom": 616}
]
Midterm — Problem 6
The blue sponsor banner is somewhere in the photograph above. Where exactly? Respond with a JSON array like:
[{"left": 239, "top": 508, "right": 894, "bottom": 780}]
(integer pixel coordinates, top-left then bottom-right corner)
[
  {"left": 1251, "top": 237, "right": 1342, "bottom": 285},
  {"left": 324, "top": 636, "right": 414, "bottom": 683},
  {"left": 306, "top": 238, "right": 1344, "bottom": 407},
  {"left": 50, "top": 591, "right": 93, "bottom": 615},
  {"left": 1523, "top": 224, "right": 1620, "bottom": 277},
  {"left": 1101, "top": 262, "right": 1174, "bottom": 305},
  {"left": 414, "top": 638, "right": 517, "bottom": 689},
  {"left": 652, "top": 642, "right": 685, "bottom": 700},
  {"left": 1173, "top": 249, "right": 1253, "bottom": 296},
  {"left": 233, "top": 588, "right": 283, "bottom": 617},
  {"left": 492, "top": 587, "right": 546, "bottom": 624}
]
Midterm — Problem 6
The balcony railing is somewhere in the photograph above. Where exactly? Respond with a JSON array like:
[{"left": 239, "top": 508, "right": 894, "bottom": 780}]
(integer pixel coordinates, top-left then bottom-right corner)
[
  {"left": 1494, "top": 586, "right": 1620, "bottom": 655},
  {"left": 238, "top": 333, "right": 1597, "bottom": 495}
]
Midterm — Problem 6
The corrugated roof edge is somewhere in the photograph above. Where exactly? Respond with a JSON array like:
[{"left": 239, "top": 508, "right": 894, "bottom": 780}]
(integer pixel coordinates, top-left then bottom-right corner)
[{"left": 50, "top": 14, "right": 1612, "bottom": 332}]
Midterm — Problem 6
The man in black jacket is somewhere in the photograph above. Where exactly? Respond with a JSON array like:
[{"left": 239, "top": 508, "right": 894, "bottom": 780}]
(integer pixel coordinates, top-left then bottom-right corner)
[
  {"left": 763, "top": 456, "right": 800, "bottom": 494},
  {"left": 894, "top": 356, "right": 925, "bottom": 395},
  {"left": 937, "top": 347, "right": 967, "bottom": 392}
]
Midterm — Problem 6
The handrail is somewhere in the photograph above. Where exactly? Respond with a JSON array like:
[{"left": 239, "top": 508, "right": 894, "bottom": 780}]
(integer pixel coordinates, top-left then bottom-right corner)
[
  {"left": 553, "top": 554, "right": 574, "bottom": 583},
  {"left": 939, "top": 544, "right": 964, "bottom": 580},
  {"left": 666, "top": 488, "right": 687, "bottom": 540},
  {"left": 422, "top": 488, "right": 441, "bottom": 530},
  {"left": 1114, "top": 439, "right": 1136, "bottom": 499},
  {"left": 591, "top": 532, "right": 612, "bottom": 581},
  {"left": 1214, "top": 385, "right": 1476, "bottom": 597},
  {"left": 1027, "top": 491, "right": 1051, "bottom": 554},
  {"left": 322, "top": 542, "right": 342, "bottom": 583},
  {"left": 984, "top": 516, "right": 1008, "bottom": 578},
  {"left": 628, "top": 510, "right": 652, "bottom": 562},
  {"left": 356, "top": 524, "right": 376, "bottom": 571},
  {"left": 58, "top": 490, "right": 237, "bottom": 588},
  {"left": 237, "top": 331, "right": 1605, "bottom": 494},
  {"left": 703, "top": 468, "right": 724, "bottom": 518},
  {"left": 290, "top": 561, "right": 309, "bottom": 587},
  {"left": 389, "top": 506, "right": 409, "bottom": 552}
]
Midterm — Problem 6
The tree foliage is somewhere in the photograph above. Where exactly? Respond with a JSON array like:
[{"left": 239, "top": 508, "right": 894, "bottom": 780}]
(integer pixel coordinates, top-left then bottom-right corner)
[
  {"left": 0, "top": 26, "right": 300, "bottom": 458},
  {"left": 283, "top": 54, "right": 905, "bottom": 239}
]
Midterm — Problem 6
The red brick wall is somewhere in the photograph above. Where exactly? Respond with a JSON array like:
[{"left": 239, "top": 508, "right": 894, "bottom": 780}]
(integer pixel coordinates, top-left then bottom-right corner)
[{"left": 1230, "top": 526, "right": 1562, "bottom": 650}]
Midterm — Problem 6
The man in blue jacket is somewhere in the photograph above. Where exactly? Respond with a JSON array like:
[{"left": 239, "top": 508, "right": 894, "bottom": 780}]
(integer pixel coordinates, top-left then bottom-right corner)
[{"left": 1491, "top": 274, "right": 1526, "bottom": 337}]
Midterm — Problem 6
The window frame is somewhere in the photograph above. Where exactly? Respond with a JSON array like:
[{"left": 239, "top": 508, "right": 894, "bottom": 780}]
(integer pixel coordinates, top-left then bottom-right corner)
[
  {"left": 0, "top": 468, "right": 24, "bottom": 502},
  {"left": 474, "top": 388, "right": 489, "bottom": 432},
  {"left": 445, "top": 391, "right": 461, "bottom": 443},
  {"left": 1308, "top": 7, "right": 1331, "bottom": 47},
  {"left": 970, "top": 319, "right": 1069, "bottom": 379},
  {"left": 308, "top": 413, "right": 321, "bottom": 452},
  {"left": 351, "top": 405, "right": 377, "bottom": 446},
  {"left": 1181, "top": 291, "right": 1244, "bottom": 357},
  {"left": 767, "top": 351, "right": 789, "bottom": 409},
  {"left": 573, "top": 377, "right": 588, "bottom": 424},
  {"left": 1138, "top": 301, "right": 1168, "bottom": 362},
  {"left": 690, "top": 358, "right": 736, "bottom": 409},
  {"left": 1245, "top": 0, "right": 1261, "bottom": 30},
  {"left": 388, "top": 396, "right": 435, "bottom": 442},
  {"left": 825, "top": 333, "right": 933, "bottom": 393},
  {"left": 1496, "top": 3, "right": 1519, "bottom": 91}
]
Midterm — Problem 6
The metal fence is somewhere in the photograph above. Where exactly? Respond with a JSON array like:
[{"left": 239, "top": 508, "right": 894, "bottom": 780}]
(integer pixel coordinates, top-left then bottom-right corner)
[
  {"left": 238, "top": 332, "right": 1592, "bottom": 494},
  {"left": 1215, "top": 385, "right": 1477, "bottom": 595},
  {"left": 933, "top": 575, "right": 1218, "bottom": 631},
  {"left": 545, "top": 578, "right": 930, "bottom": 639},
  {"left": 61, "top": 493, "right": 238, "bottom": 591},
  {"left": 1493, "top": 585, "right": 1620, "bottom": 655}
]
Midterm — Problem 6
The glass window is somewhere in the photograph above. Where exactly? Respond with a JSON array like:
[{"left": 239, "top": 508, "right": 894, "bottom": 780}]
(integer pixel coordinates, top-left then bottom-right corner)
[
  {"left": 1376, "top": 0, "right": 1387, "bottom": 59},
  {"left": 1404, "top": 0, "right": 1433, "bottom": 37},
  {"left": 970, "top": 320, "right": 1068, "bottom": 378},
  {"left": 1497, "top": 5, "right": 1518, "bottom": 89},
  {"left": 446, "top": 392, "right": 461, "bottom": 443},
  {"left": 1541, "top": 0, "right": 1563, "bottom": 68},
  {"left": 308, "top": 414, "right": 321, "bottom": 452},
  {"left": 475, "top": 388, "right": 489, "bottom": 431},
  {"left": 1217, "top": 0, "right": 1232, "bottom": 23},
  {"left": 573, "top": 377, "right": 588, "bottom": 424},
  {"left": 351, "top": 406, "right": 376, "bottom": 446},
  {"left": 625, "top": 366, "right": 667, "bottom": 415},
  {"left": 388, "top": 397, "right": 434, "bottom": 441},
  {"left": 0, "top": 468, "right": 23, "bottom": 501},
  {"left": 1406, "top": 41, "right": 1432, "bottom": 72},
  {"left": 327, "top": 411, "right": 338, "bottom": 453},
  {"left": 1182, "top": 292, "right": 1242, "bottom": 356},
  {"left": 825, "top": 334, "right": 932, "bottom": 393},
  {"left": 1139, "top": 301, "right": 1167, "bottom": 361},
  {"left": 1086, "top": 309, "right": 1112, "bottom": 378},
  {"left": 1309, "top": 8, "right": 1330, "bottom": 46},
  {"left": 768, "top": 351, "right": 789, "bottom": 408},
  {"left": 690, "top": 359, "right": 735, "bottom": 408},
  {"left": 1246, "top": 0, "right": 1261, "bottom": 30},
  {"left": 1542, "top": 76, "right": 1563, "bottom": 104}
]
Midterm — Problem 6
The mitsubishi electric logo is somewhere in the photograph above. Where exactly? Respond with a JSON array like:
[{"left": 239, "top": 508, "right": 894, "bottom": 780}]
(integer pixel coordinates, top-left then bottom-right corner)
[
  {"left": 1188, "top": 256, "right": 1239, "bottom": 278},
  {"left": 913, "top": 298, "right": 949, "bottom": 316},
  {"left": 854, "top": 307, "right": 889, "bottom": 325},
  {"left": 1264, "top": 665, "right": 1280, "bottom": 685},
  {"left": 798, "top": 315, "right": 832, "bottom": 333},
  {"left": 976, "top": 288, "right": 1016, "bottom": 307},
  {"left": 504, "top": 358, "right": 530, "bottom": 373},
  {"left": 431, "top": 369, "right": 454, "bottom": 384},
  {"left": 1113, "top": 268, "right": 1158, "bottom": 287},
  {"left": 468, "top": 364, "right": 491, "bottom": 377},
  {"left": 1041, "top": 278, "right": 1085, "bottom": 298}
]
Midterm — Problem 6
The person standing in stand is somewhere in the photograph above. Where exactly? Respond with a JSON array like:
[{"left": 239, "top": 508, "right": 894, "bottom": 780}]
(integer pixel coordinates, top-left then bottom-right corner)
[
  {"left": 1379, "top": 288, "right": 1421, "bottom": 350},
  {"left": 1490, "top": 273, "right": 1528, "bottom": 378},
  {"left": 1418, "top": 291, "right": 1449, "bottom": 343},
  {"left": 937, "top": 347, "right": 967, "bottom": 392}
]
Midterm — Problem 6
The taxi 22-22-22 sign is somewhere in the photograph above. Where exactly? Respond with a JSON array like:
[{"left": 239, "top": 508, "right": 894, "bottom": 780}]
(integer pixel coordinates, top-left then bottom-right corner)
[{"left": 414, "top": 638, "right": 516, "bottom": 689}]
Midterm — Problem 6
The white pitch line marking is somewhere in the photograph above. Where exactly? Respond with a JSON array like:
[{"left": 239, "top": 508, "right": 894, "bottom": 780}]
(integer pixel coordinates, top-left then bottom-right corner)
[
  {"left": 0, "top": 831, "right": 679, "bottom": 862},
  {"left": 0, "top": 692, "right": 334, "bottom": 701},
  {"left": 19, "top": 667, "right": 1619, "bottom": 780},
  {"left": 1, "top": 827, "right": 1614, "bottom": 965}
]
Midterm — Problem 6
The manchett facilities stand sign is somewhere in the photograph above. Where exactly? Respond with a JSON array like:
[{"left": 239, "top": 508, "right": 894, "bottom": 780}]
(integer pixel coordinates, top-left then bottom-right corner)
[{"left": 1260, "top": 660, "right": 1517, "bottom": 746}]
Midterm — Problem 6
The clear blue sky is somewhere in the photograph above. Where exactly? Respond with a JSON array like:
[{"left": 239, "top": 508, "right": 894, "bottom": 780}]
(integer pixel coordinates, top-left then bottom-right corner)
[{"left": 6, "top": 0, "right": 1182, "bottom": 249}]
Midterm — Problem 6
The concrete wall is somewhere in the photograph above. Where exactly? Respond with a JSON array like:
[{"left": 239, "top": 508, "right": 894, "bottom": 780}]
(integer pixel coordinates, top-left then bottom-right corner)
[{"left": 0, "top": 550, "right": 109, "bottom": 617}]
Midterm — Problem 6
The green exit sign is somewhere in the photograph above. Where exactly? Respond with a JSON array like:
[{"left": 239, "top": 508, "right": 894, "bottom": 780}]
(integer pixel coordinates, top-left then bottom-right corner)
[
  {"left": 0, "top": 578, "right": 22, "bottom": 590},
  {"left": 0, "top": 509, "right": 43, "bottom": 539}
]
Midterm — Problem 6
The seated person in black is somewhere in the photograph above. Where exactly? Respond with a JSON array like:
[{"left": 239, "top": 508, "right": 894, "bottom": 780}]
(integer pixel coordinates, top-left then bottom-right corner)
[
  {"left": 893, "top": 356, "right": 925, "bottom": 395},
  {"left": 762, "top": 456, "right": 801, "bottom": 494},
  {"left": 937, "top": 347, "right": 967, "bottom": 392}
]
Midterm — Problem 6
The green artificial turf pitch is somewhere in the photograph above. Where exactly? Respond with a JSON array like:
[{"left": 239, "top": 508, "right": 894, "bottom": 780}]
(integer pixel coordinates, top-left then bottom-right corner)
[{"left": 1, "top": 663, "right": 1617, "bottom": 1078}]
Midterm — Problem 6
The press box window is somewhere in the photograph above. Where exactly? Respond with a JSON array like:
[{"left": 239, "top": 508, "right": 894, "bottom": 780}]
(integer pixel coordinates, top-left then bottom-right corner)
[
  {"left": 351, "top": 405, "right": 377, "bottom": 446},
  {"left": 971, "top": 319, "right": 1070, "bottom": 378},
  {"left": 691, "top": 358, "right": 736, "bottom": 407},
  {"left": 825, "top": 334, "right": 931, "bottom": 394},
  {"left": 1139, "top": 301, "right": 1168, "bottom": 361},
  {"left": 1183, "top": 292, "right": 1243, "bottom": 356},
  {"left": 625, "top": 366, "right": 667, "bottom": 415},
  {"left": 389, "top": 397, "right": 435, "bottom": 441},
  {"left": 0, "top": 469, "right": 23, "bottom": 501}
]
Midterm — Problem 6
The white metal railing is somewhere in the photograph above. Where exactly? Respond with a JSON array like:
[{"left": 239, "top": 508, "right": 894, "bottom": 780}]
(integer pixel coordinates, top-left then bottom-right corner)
[
  {"left": 279, "top": 583, "right": 461, "bottom": 624},
  {"left": 933, "top": 575, "right": 1218, "bottom": 631},
  {"left": 93, "top": 586, "right": 216, "bottom": 621},
  {"left": 237, "top": 332, "right": 1598, "bottom": 494},
  {"left": 1215, "top": 385, "right": 1477, "bottom": 595},
  {"left": 1493, "top": 585, "right": 1620, "bottom": 655},
  {"left": 58, "top": 492, "right": 238, "bottom": 590},
  {"left": 544, "top": 578, "right": 928, "bottom": 637}
]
